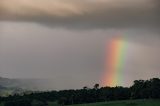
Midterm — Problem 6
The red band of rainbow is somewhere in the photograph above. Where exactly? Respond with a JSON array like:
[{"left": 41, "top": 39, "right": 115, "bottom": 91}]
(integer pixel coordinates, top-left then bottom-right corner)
[{"left": 102, "top": 35, "right": 128, "bottom": 87}]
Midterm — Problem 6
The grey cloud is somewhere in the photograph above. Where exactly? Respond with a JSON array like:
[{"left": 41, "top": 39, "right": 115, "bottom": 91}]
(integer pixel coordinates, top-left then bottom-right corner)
[
  {"left": 0, "top": 22, "right": 160, "bottom": 89},
  {"left": 0, "top": 0, "right": 159, "bottom": 29}
]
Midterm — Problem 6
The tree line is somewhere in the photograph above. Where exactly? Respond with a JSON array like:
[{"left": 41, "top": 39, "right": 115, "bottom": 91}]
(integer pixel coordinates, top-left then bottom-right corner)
[{"left": 0, "top": 78, "right": 160, "bottom": 106}]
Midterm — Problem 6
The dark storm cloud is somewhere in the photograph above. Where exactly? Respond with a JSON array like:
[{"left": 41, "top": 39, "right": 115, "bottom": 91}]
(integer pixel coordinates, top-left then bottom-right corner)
[{"left": 0, "top": 0, "right": 159, "bottom": 29}]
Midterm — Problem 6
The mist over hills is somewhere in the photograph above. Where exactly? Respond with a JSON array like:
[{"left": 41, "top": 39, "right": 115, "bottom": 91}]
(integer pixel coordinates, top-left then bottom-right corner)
[
  {"left": 0, "top": 77, "right": 31, "bottom": 89},
  {"left": 0, "top": 76, "right": 56, "bottom": 96}
]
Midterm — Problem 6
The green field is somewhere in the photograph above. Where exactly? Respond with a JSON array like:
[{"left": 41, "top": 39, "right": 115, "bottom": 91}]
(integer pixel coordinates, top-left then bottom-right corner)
[
  {"left": 1, "top": 99, "right": 160, "bottom": 106},
  {"left": 67, "top": 99, "right": 160, "bottom": 106},
  {"left": 48, "top": 99, "right": 160, "bottom": 106}
]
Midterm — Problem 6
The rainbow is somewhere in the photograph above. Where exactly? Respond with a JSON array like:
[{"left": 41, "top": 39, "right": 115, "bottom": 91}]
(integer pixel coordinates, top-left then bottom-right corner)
[{"left": 102, "top": 35, "right": 128, "bottom": 87}]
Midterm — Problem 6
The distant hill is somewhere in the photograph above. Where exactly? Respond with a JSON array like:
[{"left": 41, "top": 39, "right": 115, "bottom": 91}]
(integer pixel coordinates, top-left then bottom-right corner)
[
  {"left": 0, "top": 77, "right": 35, "bottom": 90},
  {"left": 0, "top": 85, "right": 7, "bottom": 90},
  {"left": 0, "top": 76, "right": 55, "bottom": 92},
  {"left": 0, "top": 77, "right": 26, "bottom": 96},
  {"left": 0, "top": 76, "right": 46, "bottom": 96}
]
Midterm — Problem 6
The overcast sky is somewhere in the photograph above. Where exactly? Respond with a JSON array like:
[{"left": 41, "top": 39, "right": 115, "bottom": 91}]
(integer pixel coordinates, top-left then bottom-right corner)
[{"left": 0, "top": 0, "right": 160, "bottom": 90}]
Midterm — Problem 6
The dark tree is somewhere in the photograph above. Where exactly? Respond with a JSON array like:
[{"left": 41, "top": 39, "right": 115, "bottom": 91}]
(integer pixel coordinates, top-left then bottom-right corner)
[{"left": 94, "top": 84, "right": 100, "bottom": 90}]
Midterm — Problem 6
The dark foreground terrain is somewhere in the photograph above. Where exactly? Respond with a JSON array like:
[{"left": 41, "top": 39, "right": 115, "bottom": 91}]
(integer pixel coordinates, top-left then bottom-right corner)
[
  {"left": 1, "top": 99, "right": 160, "bottom": 106},
  {"left": 48, "top": 99, "right": 160, "bottom": 106},
  {"left": 0, "top": 78, "right": 160, "bottom": 106}
]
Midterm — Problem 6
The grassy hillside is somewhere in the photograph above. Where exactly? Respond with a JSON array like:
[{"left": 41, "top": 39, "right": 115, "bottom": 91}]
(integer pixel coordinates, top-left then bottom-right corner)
[
  {"left": 67, "top": 99, "right": 160, "bottom": 106},
  {"left": 47, "top": 99, "right": 160, "bottom": 106},
  {"left": 1, "top": 99, "right": 160, "bottom": 106}
]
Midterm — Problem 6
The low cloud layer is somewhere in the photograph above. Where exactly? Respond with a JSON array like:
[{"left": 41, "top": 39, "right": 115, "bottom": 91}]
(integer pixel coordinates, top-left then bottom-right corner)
[{"left": 0, "top": 0, "right": 159, "bottom": 28}]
